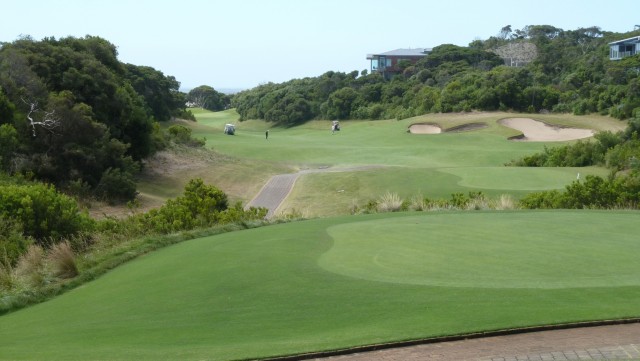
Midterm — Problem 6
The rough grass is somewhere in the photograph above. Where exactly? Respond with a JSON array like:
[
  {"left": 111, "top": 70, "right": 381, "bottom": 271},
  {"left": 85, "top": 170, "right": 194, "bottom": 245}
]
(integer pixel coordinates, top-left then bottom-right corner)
[
  {"left": 47, "top": 241, "right": 77, "bottom": 279},
  {"left": 377, "top": 191, "right": 403, "bottom": 212},
  {"left": 14, "top": 245, "right": 45, "bottom": 288},
  {"left": 495, "top": 194, "right": 517, "bottom": 210}
]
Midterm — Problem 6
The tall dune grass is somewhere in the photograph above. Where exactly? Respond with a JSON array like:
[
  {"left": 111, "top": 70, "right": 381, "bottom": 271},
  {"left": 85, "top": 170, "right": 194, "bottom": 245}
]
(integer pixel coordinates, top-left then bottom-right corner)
[
  {"left": 377, "top": 192, "right": 404, "bottom": 212},
  {"left": 14, "top": 245, "right": 46, "bottom": 288},
  {"left": 47, "top": 241, "right": 78, "bottom": 279}
]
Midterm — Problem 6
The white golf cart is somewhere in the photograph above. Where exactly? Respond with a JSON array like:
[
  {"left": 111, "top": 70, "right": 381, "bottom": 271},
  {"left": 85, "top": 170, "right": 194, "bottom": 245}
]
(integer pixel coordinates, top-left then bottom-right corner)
[{"left": 224, "top": 124, "right": 235, "bottom": 135}]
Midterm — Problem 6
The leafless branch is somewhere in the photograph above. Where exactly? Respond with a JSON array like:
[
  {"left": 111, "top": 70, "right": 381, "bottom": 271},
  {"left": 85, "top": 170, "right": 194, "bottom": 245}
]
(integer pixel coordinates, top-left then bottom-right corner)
[{"left": 22, "top": 98, "right": 60, "bottom": 136}]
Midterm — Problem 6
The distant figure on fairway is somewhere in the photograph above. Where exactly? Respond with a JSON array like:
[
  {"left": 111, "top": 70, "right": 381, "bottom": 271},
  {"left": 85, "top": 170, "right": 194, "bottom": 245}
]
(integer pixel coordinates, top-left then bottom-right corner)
[
  {"left": 265, "top": 129, "right": 269, "bottom": 140},
  {"left": 332, "top": 120, "right": 340, "bottom": 134}
]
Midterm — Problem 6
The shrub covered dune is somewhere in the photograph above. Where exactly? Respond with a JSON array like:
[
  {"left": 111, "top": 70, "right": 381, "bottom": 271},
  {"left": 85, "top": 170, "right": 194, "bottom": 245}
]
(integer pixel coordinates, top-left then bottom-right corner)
[{"left": 2, "top": 211, "right": 640, "bottom": 360}]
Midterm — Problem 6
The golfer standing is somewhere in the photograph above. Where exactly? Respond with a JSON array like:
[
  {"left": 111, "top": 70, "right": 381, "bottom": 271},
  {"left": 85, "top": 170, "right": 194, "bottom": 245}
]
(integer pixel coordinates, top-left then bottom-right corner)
[{"left": 265, "top": 129, "right": 269, "bottom": 140}]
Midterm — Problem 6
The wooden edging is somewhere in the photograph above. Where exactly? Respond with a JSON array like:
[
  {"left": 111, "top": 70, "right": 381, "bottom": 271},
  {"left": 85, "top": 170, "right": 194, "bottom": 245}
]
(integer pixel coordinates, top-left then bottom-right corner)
[{"left": 250, "top": 318, "right": 640, "bottom": 361}]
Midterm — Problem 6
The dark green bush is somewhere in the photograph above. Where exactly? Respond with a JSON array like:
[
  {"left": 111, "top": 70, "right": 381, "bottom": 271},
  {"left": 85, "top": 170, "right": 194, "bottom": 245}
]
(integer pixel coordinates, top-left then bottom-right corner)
[
  {"left": 606, "top": 140, "right": 640, "bottom": 170},
  {"left": 0, "top": 183, "right": 95, "bottom": 243},
  {"left": 508, "top": 135, "right": 619, "bottom": 168},
  {"left": 520, "top": 174, "right": 640, "bottom": 209},
  {"left": 96, "top": 168, "right": 138, "bottom": 204},
  {"left": 167, "top": 125, "right": 192, "bottom": 143},
  {"left": 0, "top": 124, "right": 19, "bottom": 171},
  {"left": 136, "top": 178, "right": 266, "bottom": 234},
  {"left": 166, "top": 124, "right": 205, "bottom": 147},
  {"left": 0, "top": 218, "right": 32, "bottom": 265}
]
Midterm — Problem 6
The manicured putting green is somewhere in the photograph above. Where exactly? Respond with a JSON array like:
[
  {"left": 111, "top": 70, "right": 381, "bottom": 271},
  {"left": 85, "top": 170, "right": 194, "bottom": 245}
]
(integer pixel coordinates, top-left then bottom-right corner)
[{"left": 320, "top": 211, "right": 640, "bottom": 289}]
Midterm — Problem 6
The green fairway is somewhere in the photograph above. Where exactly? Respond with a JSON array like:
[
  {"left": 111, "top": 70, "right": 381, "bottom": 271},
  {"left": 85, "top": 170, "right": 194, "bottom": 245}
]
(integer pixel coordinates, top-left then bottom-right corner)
[
  {"left": 148, "top": 110, "right": 624, "bottom": 217},
  {"left": 2, "top": 211, "right": 640, "bottom": 360},
  {"left": 193, "top": 111, "right": 624, "bottom": 168}
]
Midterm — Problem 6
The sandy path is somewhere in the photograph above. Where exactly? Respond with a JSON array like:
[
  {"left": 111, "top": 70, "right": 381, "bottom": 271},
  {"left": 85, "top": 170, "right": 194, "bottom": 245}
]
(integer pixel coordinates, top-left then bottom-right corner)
[{"left": 500, "top": 118, "right": 594, "bottom": 141}]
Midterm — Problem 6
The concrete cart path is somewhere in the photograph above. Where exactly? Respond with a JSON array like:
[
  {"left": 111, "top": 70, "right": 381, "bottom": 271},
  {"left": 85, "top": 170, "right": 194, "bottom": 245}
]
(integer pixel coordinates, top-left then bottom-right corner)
[
  {"left": 245, "top": 166, "right": 382, "bottom": 218},
  {"left": 313, "top": 323, "right": 640, "bottom": 361},
  {"left": 246, "top": 173, "right": 299, "bottom": 218}
]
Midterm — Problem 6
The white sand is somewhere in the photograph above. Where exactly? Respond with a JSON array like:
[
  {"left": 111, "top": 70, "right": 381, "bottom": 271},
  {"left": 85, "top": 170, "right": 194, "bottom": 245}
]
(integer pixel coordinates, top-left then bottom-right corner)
[
  {"left": 500, "top": 118, "right": 594, "bottom": 141},
  {"left": 409, "top": 123, "right": 442, "bottom": 134}
]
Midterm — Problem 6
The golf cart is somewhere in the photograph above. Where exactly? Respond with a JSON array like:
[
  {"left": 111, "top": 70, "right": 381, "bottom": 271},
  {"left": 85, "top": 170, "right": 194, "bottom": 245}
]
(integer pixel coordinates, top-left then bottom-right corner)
[{"left": 224, "top": 124, "right": 235, "bottom": 135}]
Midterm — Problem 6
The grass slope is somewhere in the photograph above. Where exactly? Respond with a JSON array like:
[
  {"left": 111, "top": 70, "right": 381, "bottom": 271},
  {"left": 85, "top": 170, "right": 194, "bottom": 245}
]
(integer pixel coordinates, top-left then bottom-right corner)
[{"left": 2, "top": 210, "right": 639, "bottom": 360}]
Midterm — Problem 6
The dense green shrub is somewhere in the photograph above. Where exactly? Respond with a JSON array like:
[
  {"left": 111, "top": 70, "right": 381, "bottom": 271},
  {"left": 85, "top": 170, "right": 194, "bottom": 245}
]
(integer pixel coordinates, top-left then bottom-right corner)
[
  {"left": 166, "top": 124, "right": 205, "bottom": 147},
  {"left": 508, "top": 131, "right": 628, "bottom": 168},
  {"left": 135, "top": 179, "right": 266, "bottom": 234},
  {"left": 0, "top": 124, "right": 19, "bottom": 171},
  {"left": 519, "top": 190, "right": 564, "bottom": 209},
  {"left": 606, "top": 139, "right": 640, "bottom": 170},
  {"left": 96, "top": 168, "right": 138, "bottom": 203},
  {"left": 0, "top": 183, "right": 95, "bottom": 243},
  {"left": 520, "top": 174, "right": 640, "bottom": 209},
  {"left": 167, "top": 124, "right": 193, "bottom": 143},
  {"left": 0, "top": 218, "right": 32, "bottom": 265}
]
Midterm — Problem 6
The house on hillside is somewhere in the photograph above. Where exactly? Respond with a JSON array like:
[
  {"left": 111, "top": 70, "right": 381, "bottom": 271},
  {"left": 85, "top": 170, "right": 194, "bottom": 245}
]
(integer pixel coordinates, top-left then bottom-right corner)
[
  {"left": 609, "top": 36, "right": 640, "bottom": 60},
  {"left": 366, "top": 48, "right": 431, "bottom": 79}
]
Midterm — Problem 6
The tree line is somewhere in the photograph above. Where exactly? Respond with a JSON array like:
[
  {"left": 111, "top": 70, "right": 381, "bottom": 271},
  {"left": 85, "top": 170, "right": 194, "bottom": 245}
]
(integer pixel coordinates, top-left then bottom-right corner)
[
  {"left": 232, "top": 25, "right": 640, "bottom": 125},
  {"left": 0, "top": 35, "right": 230, "bottom": 201}
]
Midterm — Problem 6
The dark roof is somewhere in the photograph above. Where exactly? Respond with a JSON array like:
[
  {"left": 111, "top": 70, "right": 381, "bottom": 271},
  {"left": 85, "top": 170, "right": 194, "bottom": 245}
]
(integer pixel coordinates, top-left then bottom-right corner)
[{"left": 367, "top": 48, "right": 431, "bottom": 59}]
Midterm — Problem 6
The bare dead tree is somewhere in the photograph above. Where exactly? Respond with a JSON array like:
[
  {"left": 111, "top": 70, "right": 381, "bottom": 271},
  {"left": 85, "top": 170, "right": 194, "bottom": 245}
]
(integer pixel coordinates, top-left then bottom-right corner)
[
  {"left": 192, "top": 95, "right": 208, "bottom": 109},
  {"left": 22, "top": 98, "right": 60, "bottom": 136},
  {"left": 492, "top": 42, "right": 538, "bottom": 67}
]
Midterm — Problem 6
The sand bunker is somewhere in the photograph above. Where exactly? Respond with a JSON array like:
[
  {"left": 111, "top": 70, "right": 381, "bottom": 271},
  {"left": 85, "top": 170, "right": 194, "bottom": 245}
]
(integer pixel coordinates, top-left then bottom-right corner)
[
  {"left": 500, "top": 118, "right": 594, "bottom": 142},
  {"left": 409, "top": 123, "right": 441, "bottom": 134}
]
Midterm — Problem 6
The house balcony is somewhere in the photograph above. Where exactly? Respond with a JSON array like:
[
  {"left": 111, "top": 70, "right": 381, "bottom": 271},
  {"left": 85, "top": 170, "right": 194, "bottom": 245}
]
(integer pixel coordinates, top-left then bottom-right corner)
[{"left": 610, "top": 50, "right": 637, "bottom": 60}]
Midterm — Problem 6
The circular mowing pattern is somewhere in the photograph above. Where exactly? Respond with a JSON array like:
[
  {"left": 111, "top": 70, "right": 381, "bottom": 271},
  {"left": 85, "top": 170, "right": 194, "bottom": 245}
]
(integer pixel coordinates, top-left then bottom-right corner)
[{"left": 318, "top": 212, "right": 640, "bottom": 289}]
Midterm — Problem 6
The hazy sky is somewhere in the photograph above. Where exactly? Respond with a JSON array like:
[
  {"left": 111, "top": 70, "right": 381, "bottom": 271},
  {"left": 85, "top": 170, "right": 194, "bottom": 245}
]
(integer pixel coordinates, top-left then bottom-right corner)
[{"left": 1, "top": 0, "right": 638, "bottom": 91}]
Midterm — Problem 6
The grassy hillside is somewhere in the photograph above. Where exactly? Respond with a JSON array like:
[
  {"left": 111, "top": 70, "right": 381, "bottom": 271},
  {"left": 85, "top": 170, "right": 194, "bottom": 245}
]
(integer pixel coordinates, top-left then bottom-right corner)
[{"left": 1, "top": 211, "right": 639, "bottom": 360}]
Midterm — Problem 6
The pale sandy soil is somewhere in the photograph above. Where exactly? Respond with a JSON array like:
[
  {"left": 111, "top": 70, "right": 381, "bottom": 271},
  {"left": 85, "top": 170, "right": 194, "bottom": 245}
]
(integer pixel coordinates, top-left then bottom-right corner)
[
  {"left": 408, "top": 123, "right": 442, "bottom": 134},
  {"left": 500, "top": 118, "right": 594, "bottom": 141}
]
